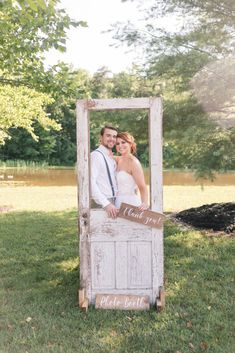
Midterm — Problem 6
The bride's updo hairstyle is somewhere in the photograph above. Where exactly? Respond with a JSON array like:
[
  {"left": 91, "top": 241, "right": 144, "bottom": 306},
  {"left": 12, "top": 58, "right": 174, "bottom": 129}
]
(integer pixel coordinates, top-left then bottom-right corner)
[{"left": 117, "top": 132, "right": 137, "bottom": 154}]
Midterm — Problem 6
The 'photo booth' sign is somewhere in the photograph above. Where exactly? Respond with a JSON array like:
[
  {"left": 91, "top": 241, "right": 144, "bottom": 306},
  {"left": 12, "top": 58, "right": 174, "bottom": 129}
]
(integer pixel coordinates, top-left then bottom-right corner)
[
  {"left": 118, "top": 203, "right": 165, "bottom": 229},
  {"left": 95, "top": 294, "right": 150, "bottom": 310}
]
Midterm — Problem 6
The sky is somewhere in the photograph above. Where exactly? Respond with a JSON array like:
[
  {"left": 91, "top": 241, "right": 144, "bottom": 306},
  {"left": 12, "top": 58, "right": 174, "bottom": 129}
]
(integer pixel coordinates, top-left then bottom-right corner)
[{"left": 44, "top": 0, "right": 142, "bottom": 74}]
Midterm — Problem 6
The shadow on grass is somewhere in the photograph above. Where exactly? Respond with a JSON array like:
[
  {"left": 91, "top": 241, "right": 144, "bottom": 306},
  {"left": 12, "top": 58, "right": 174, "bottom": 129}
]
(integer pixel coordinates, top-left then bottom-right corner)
[{"left": 0, "top": 211, "right": 234, "bottom": 353}]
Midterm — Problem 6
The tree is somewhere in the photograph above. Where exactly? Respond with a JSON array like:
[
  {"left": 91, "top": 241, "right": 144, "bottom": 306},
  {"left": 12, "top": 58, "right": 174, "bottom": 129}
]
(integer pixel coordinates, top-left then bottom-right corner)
[
  {"left": 191, "top": 57, "right": 235, "bottom": 128},
  {"left": 0, "top": 0, "right": 86, "bottom": 147},
  {"left": 109, "top": 0, "right": 235, "bottom": 177},
  {"left": 0, "top": 84, "right": 60, "bottom": 144},
  {"left": 115, "top": 0, "right": 235, "bottom": 59},
  {"left": 0, "top": 0, "right": 84, "bottom": 78},
  {"left": 89, "top": 67, "right": 156, "bottom": 165},
  {"left": 0, "top": 64, "right": 92, "bottom": 164},
  {"left": 37, "top": 64, "right": 91, "bottom": 165}
]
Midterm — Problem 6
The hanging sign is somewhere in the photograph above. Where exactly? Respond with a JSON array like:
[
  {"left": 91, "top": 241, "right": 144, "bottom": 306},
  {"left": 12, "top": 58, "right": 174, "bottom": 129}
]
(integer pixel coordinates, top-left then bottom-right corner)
[{"left": 118, "top": 203, "right": 165, "bottom": 229}]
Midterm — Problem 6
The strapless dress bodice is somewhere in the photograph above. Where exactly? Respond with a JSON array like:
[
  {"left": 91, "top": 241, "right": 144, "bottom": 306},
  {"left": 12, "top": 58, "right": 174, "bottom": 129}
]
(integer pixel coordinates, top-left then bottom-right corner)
[
  {"left": 116, "top": 170, "right": 138, "bottom": 195},
  {"left": 116, "top": 170, "right": 141, "bottom": 208}
]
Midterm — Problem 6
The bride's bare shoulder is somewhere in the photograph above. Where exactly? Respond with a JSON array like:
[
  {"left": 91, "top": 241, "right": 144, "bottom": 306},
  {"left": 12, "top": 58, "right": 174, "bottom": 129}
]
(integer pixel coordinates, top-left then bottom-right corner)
[
  {"left": 129, "top": 156, "right": 142, "bottom": 174},
  {"left": 131, "top": 155, "right": 141, "bottom": 165}
]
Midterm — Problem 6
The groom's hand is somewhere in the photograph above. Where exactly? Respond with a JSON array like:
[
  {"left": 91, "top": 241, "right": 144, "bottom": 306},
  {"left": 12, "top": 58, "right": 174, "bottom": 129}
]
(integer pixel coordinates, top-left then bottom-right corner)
[{"left": 104, "top": 203, "right": 118, "bottom": 219}]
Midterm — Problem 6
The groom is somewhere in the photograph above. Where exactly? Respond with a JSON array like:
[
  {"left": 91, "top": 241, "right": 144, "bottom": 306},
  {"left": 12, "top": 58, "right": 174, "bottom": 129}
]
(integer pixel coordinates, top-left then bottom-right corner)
[{"left": 90, "top": 125, "right": 119, "bottom": 219}]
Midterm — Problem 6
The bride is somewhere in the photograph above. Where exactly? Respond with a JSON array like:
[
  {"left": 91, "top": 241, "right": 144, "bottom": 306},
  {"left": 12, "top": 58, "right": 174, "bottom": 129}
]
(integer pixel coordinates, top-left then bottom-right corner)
[{"left": 115, "top": 132, "right": 149, "bottom": 211}]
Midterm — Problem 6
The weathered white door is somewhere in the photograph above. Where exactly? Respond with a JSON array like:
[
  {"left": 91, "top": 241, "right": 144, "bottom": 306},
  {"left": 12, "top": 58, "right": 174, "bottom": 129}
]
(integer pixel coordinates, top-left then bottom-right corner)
[{"left": 76, "top": 98, "right": 163, "bottom": 307}]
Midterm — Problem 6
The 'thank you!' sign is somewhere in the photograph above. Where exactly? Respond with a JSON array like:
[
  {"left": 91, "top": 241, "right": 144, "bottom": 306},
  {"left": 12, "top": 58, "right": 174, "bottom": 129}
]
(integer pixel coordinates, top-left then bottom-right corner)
[{"left": 118, "top": 203, "right": 165, "bottom": 229}]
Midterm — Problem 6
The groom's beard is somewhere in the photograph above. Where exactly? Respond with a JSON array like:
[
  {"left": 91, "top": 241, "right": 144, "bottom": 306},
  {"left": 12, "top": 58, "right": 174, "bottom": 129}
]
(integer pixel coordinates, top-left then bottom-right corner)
[{"left": 103, "top": 143, "right": 114, "bottom": 151}]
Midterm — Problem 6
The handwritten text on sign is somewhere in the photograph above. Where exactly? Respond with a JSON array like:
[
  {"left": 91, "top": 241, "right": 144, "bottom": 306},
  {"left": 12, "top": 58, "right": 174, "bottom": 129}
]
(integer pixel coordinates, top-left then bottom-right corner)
[
  {"left": 118, "top": 203, "right": 165, "bottom": 228},
  {"left": 95, "top": 294, "right": 150, "bottom": 310}
]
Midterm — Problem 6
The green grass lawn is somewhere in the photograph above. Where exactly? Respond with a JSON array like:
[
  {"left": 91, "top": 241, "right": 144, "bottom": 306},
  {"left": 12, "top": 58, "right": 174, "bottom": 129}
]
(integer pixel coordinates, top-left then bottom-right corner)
[{"left": 0, "top": 210, "right": 234, "bottom": 353}]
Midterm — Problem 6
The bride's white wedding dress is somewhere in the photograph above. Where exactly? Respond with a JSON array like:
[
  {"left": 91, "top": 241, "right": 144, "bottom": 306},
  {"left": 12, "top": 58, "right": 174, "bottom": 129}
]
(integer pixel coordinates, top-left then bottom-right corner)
[{"left": 115, "top": 170, "right": 141, "bottom": 208}]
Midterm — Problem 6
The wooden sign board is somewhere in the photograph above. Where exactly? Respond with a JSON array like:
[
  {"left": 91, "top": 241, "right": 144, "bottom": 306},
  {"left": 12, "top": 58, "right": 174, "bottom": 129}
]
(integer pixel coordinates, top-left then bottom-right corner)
[
  {"left": 118, "top": 203, "right": 165, "bottom": 229},
  {"left": 95, "top": 294, "right": 150, "bottom": 310}
]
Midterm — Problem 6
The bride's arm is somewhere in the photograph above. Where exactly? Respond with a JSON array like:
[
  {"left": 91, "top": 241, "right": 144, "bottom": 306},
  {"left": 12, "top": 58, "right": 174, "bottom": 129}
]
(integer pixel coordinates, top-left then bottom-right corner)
[{"left": 131, "top": 159, "right": 149, "bottom": 210}]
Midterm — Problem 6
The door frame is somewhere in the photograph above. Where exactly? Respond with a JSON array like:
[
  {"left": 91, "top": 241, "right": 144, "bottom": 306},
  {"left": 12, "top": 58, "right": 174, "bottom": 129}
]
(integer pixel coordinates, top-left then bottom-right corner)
[{"left": 76, "top": 97, "right": 163, "bottom": 307}]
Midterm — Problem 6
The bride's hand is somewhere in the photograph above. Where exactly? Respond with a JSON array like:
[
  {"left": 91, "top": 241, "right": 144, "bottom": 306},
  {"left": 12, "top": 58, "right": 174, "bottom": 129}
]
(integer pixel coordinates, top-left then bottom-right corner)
[{"left": 138, "top": 203, "right": 149, "bottom": 211}]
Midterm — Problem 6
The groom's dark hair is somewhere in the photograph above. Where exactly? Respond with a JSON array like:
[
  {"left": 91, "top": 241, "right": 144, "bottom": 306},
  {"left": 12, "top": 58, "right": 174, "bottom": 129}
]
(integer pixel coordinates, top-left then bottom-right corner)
[{"left": 100, "top": 125, "right": 118, "bottom": 136}]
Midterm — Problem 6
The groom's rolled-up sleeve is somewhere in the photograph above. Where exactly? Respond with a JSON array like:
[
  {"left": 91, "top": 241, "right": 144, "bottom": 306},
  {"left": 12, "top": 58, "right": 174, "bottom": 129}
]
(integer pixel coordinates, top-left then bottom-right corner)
[{"left": 90, "top": 152, "right": 110, "bottom": 208}]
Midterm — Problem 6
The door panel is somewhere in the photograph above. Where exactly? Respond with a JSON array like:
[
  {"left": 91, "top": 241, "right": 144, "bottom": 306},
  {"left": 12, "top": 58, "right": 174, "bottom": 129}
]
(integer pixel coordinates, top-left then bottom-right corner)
[
  {"left": 91, "top": 242, "right": 115, "bottom": 289},
  {"left": 91, "top": 241, "right": 152, "bottom": 291},
  {"left": 116, "top": 242, "right": 128, "bottom": 289},
  {"left": 128, "top": 242, "right": 152, "bottom": 288},
  {"left": 90, "top": 209, "right": 153, "bottom": 298}
]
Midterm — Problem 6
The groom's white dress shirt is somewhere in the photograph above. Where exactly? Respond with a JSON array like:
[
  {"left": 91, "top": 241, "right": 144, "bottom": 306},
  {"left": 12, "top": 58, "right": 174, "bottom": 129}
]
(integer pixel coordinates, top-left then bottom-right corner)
[{"left": 90, "top": 145, "right": 118, "bottom": 208}]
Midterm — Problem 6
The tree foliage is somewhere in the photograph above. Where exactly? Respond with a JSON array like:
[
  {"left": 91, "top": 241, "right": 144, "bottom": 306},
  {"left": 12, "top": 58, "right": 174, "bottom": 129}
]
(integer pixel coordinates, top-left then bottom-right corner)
[
  {"left": 0, "top": 84, "right": 59, "bottom": 144},
  {"left": 191, "top": 57, "right": 235, "bottom": 128},
  {"left": 0, "top": 0, "right": 86, "bottom": 146},
  {"left": 0, "top": 64, "right": 92, "bottom": 164},
  {"left": 108, "top": 0, "right": 235, "bottom": 177},
  {"left": 0, "top": 0, "right": 82, "bottom": 77},
  {"left": 118, "top": 0, "right": 235, "bottom": 59},
  {"left": 0, "top": 0, "right": 234, "bottom": 177}
]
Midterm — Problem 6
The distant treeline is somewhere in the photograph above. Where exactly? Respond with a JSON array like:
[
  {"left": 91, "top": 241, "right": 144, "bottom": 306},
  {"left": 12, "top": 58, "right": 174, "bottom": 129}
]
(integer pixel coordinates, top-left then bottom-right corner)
[{"left": 1, "top": 0, "right": 234, "bottom": 179}]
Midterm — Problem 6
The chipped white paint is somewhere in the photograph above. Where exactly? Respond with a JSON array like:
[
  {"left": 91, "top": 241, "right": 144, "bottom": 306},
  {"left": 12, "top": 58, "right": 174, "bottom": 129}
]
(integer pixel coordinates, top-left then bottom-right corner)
[
  {"left": 77, "top": 98, "right": 151, "bottom": 111},
  {"left": 90, "top": 209, "right": 153, "bottom": 300},
  {"left": 116, "top": 242, "right": 128, "bottom": 289},
  {"left": 76, "top": 97, "right": 163, "bottom": 307},
  {"left": 149, "top": 97, "right": 164, "bottom": 300},
  {"left": 76, "top": 101, "right": 91, "bottom": 295},
  {"left": 149, "top": 97, "right": 163, "bottom": 213}
]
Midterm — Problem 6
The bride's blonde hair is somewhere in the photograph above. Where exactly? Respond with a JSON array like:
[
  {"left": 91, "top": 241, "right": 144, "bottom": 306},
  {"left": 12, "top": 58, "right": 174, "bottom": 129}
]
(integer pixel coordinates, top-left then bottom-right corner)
[{"left": 117, "top": 132, "right": 137, "bottom": 154}]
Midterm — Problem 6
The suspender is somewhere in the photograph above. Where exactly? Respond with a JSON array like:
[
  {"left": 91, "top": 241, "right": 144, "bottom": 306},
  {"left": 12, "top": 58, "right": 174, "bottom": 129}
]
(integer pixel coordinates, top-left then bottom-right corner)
[{"left": 95, "top": 149, "right": 116, "bottom": 201}]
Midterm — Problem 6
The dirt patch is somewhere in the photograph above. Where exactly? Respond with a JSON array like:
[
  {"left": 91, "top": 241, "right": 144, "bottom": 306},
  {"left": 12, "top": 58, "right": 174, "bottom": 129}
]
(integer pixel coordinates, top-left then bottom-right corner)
[{"left": 175, "top": 203, "right": 235, "bottom": 234}]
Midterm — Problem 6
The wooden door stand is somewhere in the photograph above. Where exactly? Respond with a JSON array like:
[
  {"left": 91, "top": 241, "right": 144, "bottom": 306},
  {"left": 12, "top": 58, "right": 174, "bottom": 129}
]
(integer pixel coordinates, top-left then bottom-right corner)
[
  {"left": 156, "top": 286, "right": 165, "bottom": 312},
  {"left": 76, "top": 97, "right": 164, "bottom": 312},
  {"left": 78, "top": 287, "right": 165, "bottom": 312},
  {"left": 78, "top": 289, "right": 89, "bottom": 312}
]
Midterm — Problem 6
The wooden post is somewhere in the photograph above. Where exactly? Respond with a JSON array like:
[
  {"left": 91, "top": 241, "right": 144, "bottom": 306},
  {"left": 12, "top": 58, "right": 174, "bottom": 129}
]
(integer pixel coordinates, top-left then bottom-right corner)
[
  {"left": 149, "top": 97, "right": 164, "bottom": 305},
  {"left": 76, "top": 100, "right": 91, "bottom": 309}
]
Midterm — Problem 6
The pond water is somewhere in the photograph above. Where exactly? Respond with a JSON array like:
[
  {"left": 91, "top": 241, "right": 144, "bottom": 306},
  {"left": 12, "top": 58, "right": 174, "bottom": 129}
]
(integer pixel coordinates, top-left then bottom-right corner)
[{"left": 0, "top": 168, "right": 234, "bottom": 186}]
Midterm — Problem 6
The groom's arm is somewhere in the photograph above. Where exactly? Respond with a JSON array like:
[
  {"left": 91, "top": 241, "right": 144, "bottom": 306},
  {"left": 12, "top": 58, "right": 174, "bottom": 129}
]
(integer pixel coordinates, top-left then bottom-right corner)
[
  {"left": 90, "top": 152, "right": 118, "bottom": 218},
  {"left": 90, "top": 152, "right": 110, "bottom": 208}
]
